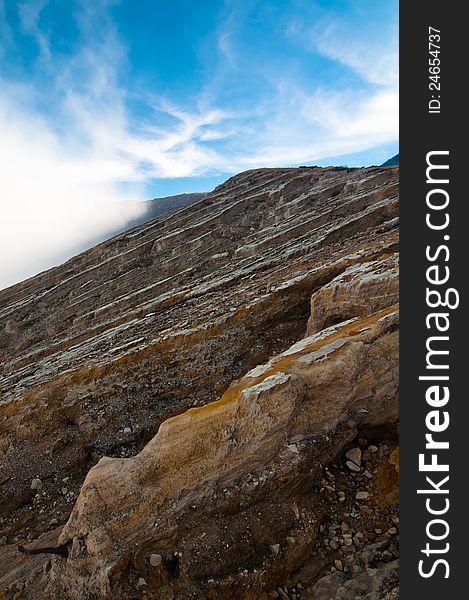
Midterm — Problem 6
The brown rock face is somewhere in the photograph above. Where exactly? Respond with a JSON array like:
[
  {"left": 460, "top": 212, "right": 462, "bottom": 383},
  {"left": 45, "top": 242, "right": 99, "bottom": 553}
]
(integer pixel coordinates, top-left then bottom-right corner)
[
  {"left": 48, "top": 307, "right": 398, "bottom": 599},
  {"left": 0, "top": 165, "right": 399, "bottom": 598},
  {"left": 306, "top": 254, "right": 399, "bottom": 335}
]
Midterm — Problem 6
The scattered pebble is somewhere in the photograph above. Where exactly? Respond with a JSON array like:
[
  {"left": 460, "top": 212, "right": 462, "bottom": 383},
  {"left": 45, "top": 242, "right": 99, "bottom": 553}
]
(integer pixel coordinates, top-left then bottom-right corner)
[
  {"left": 355, "top": 491, "right": 369, "bottom": 500},
  {"left": 30, "top": 478, "right": 42, "bottom": 491},
  {"left": 334, "top": 559, "right": 343, "bottom": 571},
  {"left": 137, "top": 577, "right": 147, "bottom": 588},
  {"left": 345, "top": 447, "right": 362, "bottom": 467},
  {"left": 277, "top": 588, "right": 289, "bottom": 600},
  {"left": 368, "top": 445, "right": 378, "bottom": 454},
  {"left": 343, "top": 538, "right": 353, "bottom": 547},
  {"left": 292, "top": 503, "right": 300, "bottom": 519},
  {"left": 271, "top": 543, "right": 280, "bottom": 556},
  {"left": 123, "top": 427, "right": 132, "bottom": 434},
  {"left": 346, "top": 461, "right": 361, "bottom": 473},
  {"left": 149, "top": 553, "right": 162, "bottom": 567}
]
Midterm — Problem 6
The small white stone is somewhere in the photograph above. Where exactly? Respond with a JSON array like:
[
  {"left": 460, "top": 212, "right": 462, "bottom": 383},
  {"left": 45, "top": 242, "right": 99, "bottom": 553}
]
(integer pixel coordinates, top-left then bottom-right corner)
[
  {"left": 149, "top": 553, "right": 162, "bottom": 567},
  {"left": 123, "top": 427, "right": 132, "bottom": 434},
  {"left": 270, "top": 543, "right": 280, "bottom": 556},
  {"left": 346, "top": 461, "right": 360, "bottom": 472},
  {"left": 355, "top": 491, "right": 369, "bottom": 500},
  {"left": 137, "top": 577, "right": 147, "bottom": 588},
  {"left": 30, "top": 478, "right": 42, "bottom": 490}
]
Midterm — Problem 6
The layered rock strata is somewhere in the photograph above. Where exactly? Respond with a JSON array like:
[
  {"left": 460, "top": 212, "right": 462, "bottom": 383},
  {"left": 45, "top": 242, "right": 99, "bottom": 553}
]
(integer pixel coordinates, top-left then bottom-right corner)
[
  {"left": 0, "top": 165, "right": 399, "bottom": 598},
  {"left": 48, "top": 306, "right": 399, "bottom": 599}
]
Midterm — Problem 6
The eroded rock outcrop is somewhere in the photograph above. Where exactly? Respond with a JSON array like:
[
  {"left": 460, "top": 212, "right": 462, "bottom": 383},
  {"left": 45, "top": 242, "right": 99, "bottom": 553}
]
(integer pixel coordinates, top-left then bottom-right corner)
[
  {"left": 0, "top": 165, "right": 399, "bottom": 598},
  {"left": 306, "top": 254, "right": 399, "bottom": 335},
  {"left": 46, "top": 306, "right": 398, "bottom": 599}
]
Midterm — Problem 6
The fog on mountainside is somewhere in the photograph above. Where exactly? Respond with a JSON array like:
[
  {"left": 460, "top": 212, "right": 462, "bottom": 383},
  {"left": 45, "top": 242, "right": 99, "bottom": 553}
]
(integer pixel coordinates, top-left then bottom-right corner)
[{"left": 0, "top": 192, "right": 206, "bottom": 291}]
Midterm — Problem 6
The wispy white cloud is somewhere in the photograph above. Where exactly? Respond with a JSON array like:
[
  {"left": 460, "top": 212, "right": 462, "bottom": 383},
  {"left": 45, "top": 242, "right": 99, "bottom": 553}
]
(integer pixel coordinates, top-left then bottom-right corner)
[
  {"left": 0, "top": 89, "right": 146, "bottom": 288},
  {"left": 235, "top": 5, "right": 398, "bottom": 167},
  {"left": 314, "top": 25, "right": 398, "bottom": 87},
  {"left": 17, "top": 0, "right": 51, "bottom": 59},
  {"left": 122, "top": 104, "right": 235, "bottom": 178},
  {"left": 0, "top": 87, "right": 231, "bottom": 289},
  {"left": 0, "top": 2, "right": 232, "bottom": 288},
  {"left": 0, "top": 1, "right": 13, "bottom": 59}
]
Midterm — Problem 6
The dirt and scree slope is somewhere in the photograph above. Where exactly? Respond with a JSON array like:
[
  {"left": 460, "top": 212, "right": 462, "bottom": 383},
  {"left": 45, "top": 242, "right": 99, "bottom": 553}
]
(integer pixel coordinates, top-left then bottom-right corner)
[{"left": 0, "top": 165, "right": 399, "bottom": 599}]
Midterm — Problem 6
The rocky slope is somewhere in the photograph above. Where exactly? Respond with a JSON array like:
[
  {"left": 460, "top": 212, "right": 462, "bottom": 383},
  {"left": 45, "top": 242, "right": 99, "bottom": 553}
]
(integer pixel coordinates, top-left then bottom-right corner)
[
  {"left": 0, "top": 165, "right": 399, "bottom": 599},
  {"left": 380, "top": 155, "right": 399, "bottom": 167},
  {"left": 119, "top": 192, "right": 208, "bottom": 234}
]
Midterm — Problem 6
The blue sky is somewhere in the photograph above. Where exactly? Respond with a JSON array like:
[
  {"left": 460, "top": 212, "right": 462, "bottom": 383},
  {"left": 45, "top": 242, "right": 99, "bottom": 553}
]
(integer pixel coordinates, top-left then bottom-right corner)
[{"left": 0, "top": 0, "right": 398, "bottom": 287}]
